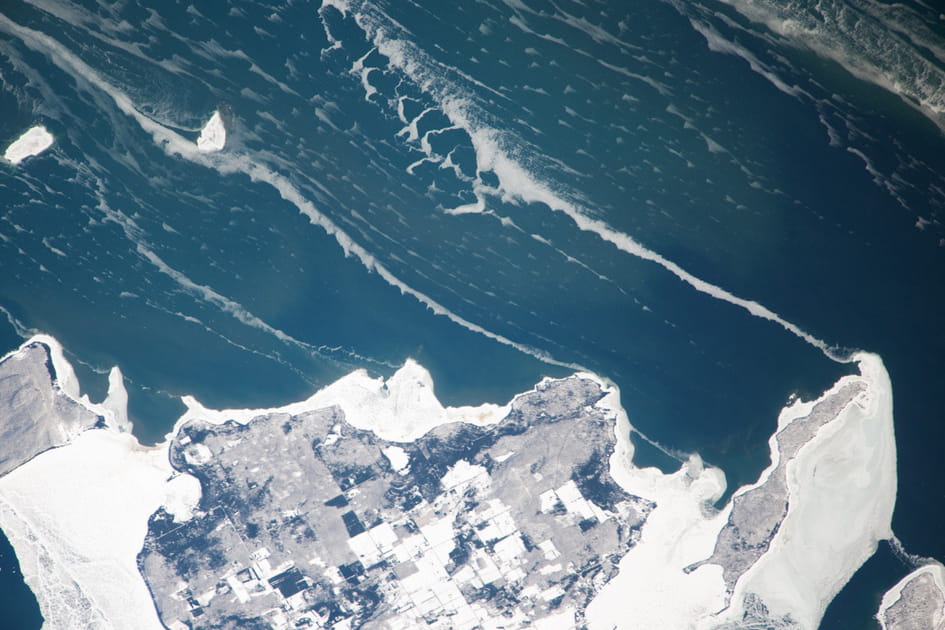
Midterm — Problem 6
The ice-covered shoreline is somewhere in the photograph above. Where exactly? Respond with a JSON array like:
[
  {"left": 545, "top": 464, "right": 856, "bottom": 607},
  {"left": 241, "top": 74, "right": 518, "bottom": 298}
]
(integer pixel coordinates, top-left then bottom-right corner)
[
  {"left": 0, "top": 336, "right": 165, "bottom": 629},
  {"left": 0, "top": 431, "right": 173, "bottom": 630},
  {"left": 582, "top": 352, "right": 897, "bottom": 629},
  {"left": 713, "top": 352, "right": 896, "bottom": 628},
  {"left": 0, "top": 335, "right": 899, "bottom": 629},
  {"left": 0, "top": 334, "right": 132, "bottom": 434}
]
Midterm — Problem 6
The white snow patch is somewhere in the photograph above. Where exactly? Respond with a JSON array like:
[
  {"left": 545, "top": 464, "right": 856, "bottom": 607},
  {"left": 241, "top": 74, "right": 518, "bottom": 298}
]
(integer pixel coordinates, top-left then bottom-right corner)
[
  {"left": 382, "top": 445, "right": 410, "bottom": 472},
  {"left": 161, "top": 474, "right": 202, "bottom": 523}
]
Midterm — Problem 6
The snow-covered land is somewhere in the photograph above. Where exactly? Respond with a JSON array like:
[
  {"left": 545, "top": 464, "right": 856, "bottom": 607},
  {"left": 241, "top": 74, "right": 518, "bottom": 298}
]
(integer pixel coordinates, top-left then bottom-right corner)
[
  {"left": 592, "top": 353, "right": 895, "bottom": 630},
  {"left": 3, "top": 125, "right": 53, "bottom": 164},
  {"left": 196, "top": 111, "right": 225, "bottom": 152},
  {"left": 878, "top": 561, "right": 945, "bottom": 629},
  {"left": 0, "top": 337, "right": 900, "bottom": 629}
]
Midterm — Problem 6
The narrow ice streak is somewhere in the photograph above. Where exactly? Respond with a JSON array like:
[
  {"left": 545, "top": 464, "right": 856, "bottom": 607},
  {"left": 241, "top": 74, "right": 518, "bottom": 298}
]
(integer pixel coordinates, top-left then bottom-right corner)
[
  {"left": 352, "top": 48, "right": 378, "bottom": 101},
  {"left": 0, "top": 14, "right": 579, "bottom": 373},
  {"left": 239, "top": 162, "right": 580, "bottom": 370},
  {"left": 196, "top": 111, "right": 225, "bottom": 152},
  {"left": 338, "top": 11, "right": 843, "bottom": 361},
  {"left": 3, "top": 125, "right": 53, "bottom": 164},
  {"left": 93, "top": 197, "right": 343, "bottom": 368},
  {"left": 460, "top": 109, "right": 841, "bottom": 362}
]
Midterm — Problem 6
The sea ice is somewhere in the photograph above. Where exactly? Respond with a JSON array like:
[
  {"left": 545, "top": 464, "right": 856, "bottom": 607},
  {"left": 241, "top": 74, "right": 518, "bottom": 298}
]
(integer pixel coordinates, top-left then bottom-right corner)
[
  {"left": 3, "top": 125, "right": 53, "bottom": 164},
  {"left": 0, "top": 429, "right": 173, "bottom": 630},
  {"left": 176, "top": 357, "right": 511, "bottom": 442},
  {"left": 196, "top": 110, "right": 225, "bottom": 152}
]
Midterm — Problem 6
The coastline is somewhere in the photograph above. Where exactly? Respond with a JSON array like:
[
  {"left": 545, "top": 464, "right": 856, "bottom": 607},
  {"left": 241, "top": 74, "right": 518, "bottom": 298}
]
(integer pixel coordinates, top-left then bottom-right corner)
[
  {"left": 715, "top": 352, "right": 896, "bottom": 628},
  {"left": 0, "top": 335, "right": 899, "bottom": 629},
  {"left": 877, "top": 561, "right": 945, "bottom": 629},
  {"left": 586, "top": 352, "right": 896, "bottom": 629}
]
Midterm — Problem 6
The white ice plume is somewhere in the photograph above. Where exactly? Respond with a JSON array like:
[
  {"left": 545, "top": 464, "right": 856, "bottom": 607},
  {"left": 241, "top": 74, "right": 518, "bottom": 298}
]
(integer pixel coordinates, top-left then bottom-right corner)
[
  {"left": 331, "top": 4, "right": 845, "bottom": 362},
  {"left": 0, "top": 11, "right": 580, "bottom": 373}
]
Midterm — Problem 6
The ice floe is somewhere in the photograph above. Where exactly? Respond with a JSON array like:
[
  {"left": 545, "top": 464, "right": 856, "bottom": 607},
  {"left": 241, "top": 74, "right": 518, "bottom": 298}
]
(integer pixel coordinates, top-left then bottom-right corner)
[{"left": 3, "top": 125, "right": 53, "bottom": 164}]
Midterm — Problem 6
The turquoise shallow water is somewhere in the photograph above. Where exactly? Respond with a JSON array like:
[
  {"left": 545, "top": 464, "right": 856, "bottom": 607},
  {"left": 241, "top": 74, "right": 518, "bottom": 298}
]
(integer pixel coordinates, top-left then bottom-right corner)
[{"left": 1, "top": 0, "right": 944, "bottom": 626}]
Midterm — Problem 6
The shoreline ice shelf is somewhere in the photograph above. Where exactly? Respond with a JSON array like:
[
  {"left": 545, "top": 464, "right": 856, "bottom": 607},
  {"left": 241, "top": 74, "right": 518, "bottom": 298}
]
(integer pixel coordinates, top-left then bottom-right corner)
[{"left": 0, "top": 335, "right": 903, "bottom": 629}]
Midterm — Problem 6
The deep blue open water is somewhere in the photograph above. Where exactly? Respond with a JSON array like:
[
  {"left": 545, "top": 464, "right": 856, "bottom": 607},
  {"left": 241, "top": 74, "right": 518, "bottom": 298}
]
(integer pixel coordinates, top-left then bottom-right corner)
[{"left": 1, "top": 0, "right": 944, "bottom": 627}]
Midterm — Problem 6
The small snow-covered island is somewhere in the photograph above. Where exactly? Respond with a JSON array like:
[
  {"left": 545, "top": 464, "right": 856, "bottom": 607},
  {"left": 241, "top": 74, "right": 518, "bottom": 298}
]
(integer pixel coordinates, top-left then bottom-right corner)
[
  {"left": 3, "top": 125, "right": 54, "bottom": 164},
  {"left": 196, "top": 111, "right": 226, "bottom": 153},
  {"left": 0, "top": 334, "right": 908, "bottom": 629}
]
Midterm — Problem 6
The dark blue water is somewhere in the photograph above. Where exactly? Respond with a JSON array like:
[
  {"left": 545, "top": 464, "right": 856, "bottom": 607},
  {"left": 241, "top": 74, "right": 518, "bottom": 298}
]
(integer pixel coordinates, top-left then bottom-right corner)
[
  {"left": 821, "top": 541, "right": 912, "bottom": 630},
  {"left": 0, "top": 525, "right": 42, "bottom": 630},
  {"left": 1, "top": 0, "right": 944, "bottom": 626}
]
